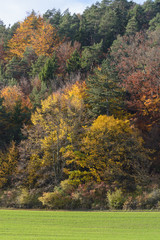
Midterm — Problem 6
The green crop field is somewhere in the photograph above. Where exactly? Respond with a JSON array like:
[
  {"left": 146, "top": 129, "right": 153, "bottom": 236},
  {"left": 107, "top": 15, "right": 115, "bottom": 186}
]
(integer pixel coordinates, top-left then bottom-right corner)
[{"left": 0, "top": 210, "right": 160, "bottom": 240}]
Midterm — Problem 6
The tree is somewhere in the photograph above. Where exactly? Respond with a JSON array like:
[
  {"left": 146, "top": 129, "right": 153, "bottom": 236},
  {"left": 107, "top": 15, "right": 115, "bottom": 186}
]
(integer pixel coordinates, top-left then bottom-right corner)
[
  {"left": 66, "top": 49, "right": 81, "bottom": 73},
  {"left": 5, "top": 56, "right": 30, "bottom": 80},
  {"left": 79, "top": 2, "right": 103, "bottom": 46},
  {"left": 0, "top": 86, "right": 32, "bottom": 149},
  {"left": 127, "top": 4, "right": 146, "bottom": 32},
  {"left": 99, "top": 0, "right": 132, "bottom": 50},
  {"left": 0, "top": 40, "right": 6, "bottom": 63},
  {"left": 58, "top": 10, "right": 80, "bottom": 42},
  {"left": 18, "top": 82, "right": 87, "bottom": 190},
  {"left": 30, "top": 55, "right": 47, "bottom": 78},
  {"left": 86, "top": 60, "right": 125, "bottom": 118},
  {"left": 81, "top": 40, "right": 103, "bottom": 71},
  {"left": 110, "top": 29, "right": 160, "bottom": 170},
  {"left": 149, "top": 12, "right": 160, "bottom": 30},
  {"left": 1, "top": 85, "right": 32, "bottom": 111},
  {"left": 43, "top": 9, "right": 62, "bottom": 28},
  {"left": 0, "top": 141, "right": 18, "bottom": 188},
  {"left": 39, "top": 54, "right": 58, "bottom": 88},
  {"left": 110, "top": 30, "right": 160, "bottom": 130},
  {"left": 125, "top": 16, "right": 139, "bottom": 35},
  {"left": 56, "top": 41, "right": 81, "bottom": 76},
  {"left": 143, "top": 0, "right": 160, "bottom": 24},
  {"left": 7, "top": 13, "right": 60, "bottom": 59},
  {"left": 29, "top": 77, "right": 48, "bottom": 109},
  {"left": 0, "top": 97, "right": 31, "bottom": 149},
  {"left": 67, "top": 115, "right": 150, "bottom": 191}
]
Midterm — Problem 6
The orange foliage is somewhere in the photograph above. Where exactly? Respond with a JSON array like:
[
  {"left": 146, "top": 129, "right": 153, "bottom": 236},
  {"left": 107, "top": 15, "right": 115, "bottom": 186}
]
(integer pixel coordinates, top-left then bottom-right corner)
[
  {"left": 110, "top": 31, "right": 160, "bottom": 129},
  {"left": 57, "top": 41, "right": 81, "bottom": 75},
  {"left": 7, "top": 13, "right": 61, "bottom": 59},
  {"left": 1, "top": 85, "right": 32, "bottom": 111}
]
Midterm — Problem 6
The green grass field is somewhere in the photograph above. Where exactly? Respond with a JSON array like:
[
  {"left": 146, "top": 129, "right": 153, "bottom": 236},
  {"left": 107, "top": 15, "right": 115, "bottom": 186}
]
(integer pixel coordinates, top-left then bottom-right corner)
[{"left": 0, "top": 210, "right": 160, "bottom": 240}]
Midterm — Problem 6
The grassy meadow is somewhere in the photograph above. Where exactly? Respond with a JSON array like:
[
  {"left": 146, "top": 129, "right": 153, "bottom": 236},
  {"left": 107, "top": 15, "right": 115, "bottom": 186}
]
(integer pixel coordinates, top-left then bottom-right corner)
[{"left": 0, "top": 210, "right": 160, "bottom": 239}]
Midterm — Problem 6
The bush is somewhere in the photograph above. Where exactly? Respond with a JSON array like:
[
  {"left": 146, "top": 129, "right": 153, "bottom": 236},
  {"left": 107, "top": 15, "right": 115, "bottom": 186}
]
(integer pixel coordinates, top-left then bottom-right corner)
[
  {"left": 17, "top": 188, "right": 42, "bottom": 209},
  {"left": 38, "top": 180, "right": 79, "bottom": 209},
  {"left": 0, "top": 189, "right": 20, "bottom": 208},
  {"left": 135, "top": 189, "right": 160, "bottom": 210},
  {"left": 39, "top": 191, "right": 73, "bottom": 209},
  {"left": 123, "top": 188, "right": 160, "bottom": 210},
  {"left": 123, "top": 196, "right": 137, "bottom": 210},
  {"left": 107, "top": 189, "right": 126, "bottom": 210},
  {"left": 72, "top": 182, "right": 109, "bottom": 210},
  {"left": 39, "top": 181, "right": 110, "bottom": 210}
]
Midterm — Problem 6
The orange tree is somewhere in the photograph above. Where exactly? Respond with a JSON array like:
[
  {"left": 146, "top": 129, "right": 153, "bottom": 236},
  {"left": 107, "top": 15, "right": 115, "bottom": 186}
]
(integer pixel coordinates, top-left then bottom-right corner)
[
  {"left": 1, "top": 85, "right": 32, "bottom": 112},
  {"left": 7, "top": 13, "right": 61, "bottom": 59}
]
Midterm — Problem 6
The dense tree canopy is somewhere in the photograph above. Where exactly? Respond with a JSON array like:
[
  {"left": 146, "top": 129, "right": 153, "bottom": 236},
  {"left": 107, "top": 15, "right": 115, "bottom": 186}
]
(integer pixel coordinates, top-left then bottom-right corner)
[{"left": 0, "top": 0, "right": 159, "bottom": 209}]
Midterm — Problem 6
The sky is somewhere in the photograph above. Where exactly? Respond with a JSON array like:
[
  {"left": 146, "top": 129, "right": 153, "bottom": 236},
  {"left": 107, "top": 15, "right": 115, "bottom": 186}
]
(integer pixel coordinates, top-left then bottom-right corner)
[{"left": 1, "top": 0, "right": 144, "bottom": 27}]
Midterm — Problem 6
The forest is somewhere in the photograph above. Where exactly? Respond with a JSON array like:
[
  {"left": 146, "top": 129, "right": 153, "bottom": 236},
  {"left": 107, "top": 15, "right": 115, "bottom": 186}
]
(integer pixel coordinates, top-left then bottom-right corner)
[{"left": 0, "top": 0, "right": 160, "bottom": 210}]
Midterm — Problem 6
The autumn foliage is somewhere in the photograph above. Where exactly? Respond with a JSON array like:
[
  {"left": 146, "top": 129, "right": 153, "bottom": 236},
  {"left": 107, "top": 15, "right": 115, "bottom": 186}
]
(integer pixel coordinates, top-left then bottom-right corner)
[
  {"left": 1, "top": 85, "right": 32, "bottom": 111},
  {"left": 110, "top": 31, "right": 160, "bottom": 129},
  {"left": 7, "top": 13, "right": 61, "bottom": 58},
  {"left": 0, "top": 0, "right": 159, "bottom": 210}
]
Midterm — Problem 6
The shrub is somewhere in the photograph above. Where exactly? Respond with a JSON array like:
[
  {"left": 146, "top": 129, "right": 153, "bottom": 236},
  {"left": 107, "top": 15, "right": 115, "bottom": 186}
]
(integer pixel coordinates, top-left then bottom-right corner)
[
  {"left": 124, "top": 188, "right": 160, "bottom": 210},
  {"left": 136, "top": 189, "right": 160, "bottom": 210},
  {"left": 123, "top": 196, "right": 137, "bottom": 210},
  {"left": 0, "top": 189, "right": 19, "bottom": 208},
  {"left": 146, "top": 189, "right": 160, "bottom": 209},
  {"left": 72, "top": 182, "right": 109, "bottom": 210},
  {"left": 107, "top": 189, "right": 126, "bottom": 210},
  {"left": 39, "top": 180, "right": 78, "bottom": 209},
  {"left": 17, "top": 188, "right": 42, "bottom": 209},
  {"left": 39, "top": 191, "right": 74, "bottom": 209},
  {"left": 39, "top": 181, "right": 110, "bottom": 210}
]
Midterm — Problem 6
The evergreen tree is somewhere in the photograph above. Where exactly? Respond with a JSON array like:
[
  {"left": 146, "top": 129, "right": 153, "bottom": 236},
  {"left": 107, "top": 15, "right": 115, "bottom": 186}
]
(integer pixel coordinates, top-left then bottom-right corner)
[
  {"left": 149, "top": 12, "right": 160, "bottom": 30},
  {"left": 81, "top": 40, "right": 103, "bottom": 72},
  {"left": 39, "top": 54, "right": 58, "bottom": 87},
  {"left": 86, "top": 60, "right": 125, "bottom": 118},
  {"left": 0, "top": 98, "right": 31, "bottom": 149},
  {"left": 126, "top": 16, "right": 139, "bottom": 35},
  {"left": 66, "top": 49, "right": 81, "bottom": 73},
  {"left": 30, "top": 55, "right": 47, "bottom": 78}
]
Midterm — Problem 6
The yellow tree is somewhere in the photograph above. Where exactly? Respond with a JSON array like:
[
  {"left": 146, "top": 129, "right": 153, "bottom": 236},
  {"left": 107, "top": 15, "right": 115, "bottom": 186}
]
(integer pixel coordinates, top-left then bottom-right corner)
[
  {"left": 0, "top": 141, "right": 18, "bottom": 188},
  {"left": 18, "top": 81, "right": 87, "bottom": 190},
  {"left": 67, "top": 115, "right": 150, "bottom": 191},
  {"left": 7, "top": 13, "right": 60, "bottom": 59}
]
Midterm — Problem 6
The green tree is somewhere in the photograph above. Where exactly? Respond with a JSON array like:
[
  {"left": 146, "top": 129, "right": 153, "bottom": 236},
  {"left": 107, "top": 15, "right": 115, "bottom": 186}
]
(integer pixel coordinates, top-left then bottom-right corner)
[
  {"left": 66, "top": 49, "right": 81, "bottom": 73},
  {"left": 39, "top": 54, "right": 58, "bottom": 87},
  {"left": 99, "top": 0, "right": 132, "bottom": 50},
  {"left": 86, "top": 60, "right": 125, "bottom": 118},
  {"left": 125, "top": 16, "right": 139, "bottom": 35},
  {"left": 143, "top": 0, "right": 160, "bottom": 24},
  {"left": 81, "top": 40, "right": 103, "bottom": 71},
  {"left": 127, "top": 4, "right": 146, "bottom": 32},
  {"left": 0, "top": 97, "right": 31, "bottom": 149},
  {"left": 30, "top": 79, "right": 48, "bottom": 109},
  {"left": 149, "top": 12, "right": 160, "bottom": 30},
  {"left": 5, "top": 56, "right": 29, "bottom": 80},
  {"left": 79, "top": 2, "right": 103, "bottom": 46},
  {"left": 30, "top": 55, "right": 47, "bottom": 78},
  {"left": 43, "top": 8, "right": 62, "bottom": 28}
]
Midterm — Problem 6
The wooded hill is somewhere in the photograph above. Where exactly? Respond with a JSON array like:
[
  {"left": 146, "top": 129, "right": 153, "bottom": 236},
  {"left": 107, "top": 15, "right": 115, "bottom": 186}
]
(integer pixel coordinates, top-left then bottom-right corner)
[{"left": 0, "top": 0, "right": 160, "bottom": 210}]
